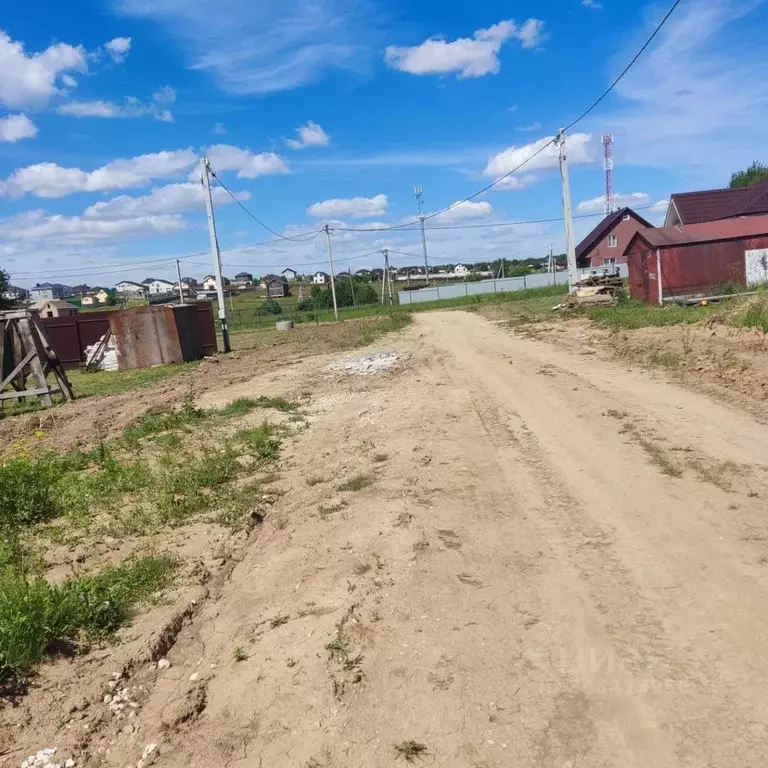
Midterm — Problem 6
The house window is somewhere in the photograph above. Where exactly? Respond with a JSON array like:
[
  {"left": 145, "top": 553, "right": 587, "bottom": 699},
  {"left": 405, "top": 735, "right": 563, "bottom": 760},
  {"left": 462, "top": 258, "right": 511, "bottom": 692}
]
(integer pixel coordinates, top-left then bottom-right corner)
[
  {"left": 605, "top": 258, "right": 617, "bottom": 266},
  {"left": 607, "top": 234, "right": 618, "bottom": 248},
  {"left": 622, "top": 215, "right": 630, "bottom": 221}
]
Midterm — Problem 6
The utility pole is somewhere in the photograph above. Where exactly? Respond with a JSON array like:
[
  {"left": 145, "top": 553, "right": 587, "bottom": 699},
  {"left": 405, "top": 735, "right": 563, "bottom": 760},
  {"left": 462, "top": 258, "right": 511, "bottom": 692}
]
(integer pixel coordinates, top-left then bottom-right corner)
[
  {"left": 556, "top": 130, "right": 578, "bottom": 290},
  {"left": 381, "top": 250, "right": 387, "bottom": 304},
  {"left": 323, "top": 225, "right": 339, "bottom": 321},
  {"left": 414, "top": 184, "right": 430, "bottom": 285},
  {"left": 200, "top": 156, "right": 231, "bottom": 352},
  {"left": 175, "top": 259, "right": 185, "bottom": 305},
  {"left": 549, "top": 244, "right": 554, "bottom": 273}
]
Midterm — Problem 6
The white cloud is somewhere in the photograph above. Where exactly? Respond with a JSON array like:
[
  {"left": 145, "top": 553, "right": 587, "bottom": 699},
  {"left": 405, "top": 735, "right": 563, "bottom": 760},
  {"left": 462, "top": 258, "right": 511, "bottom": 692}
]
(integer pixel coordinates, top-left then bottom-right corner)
[
  {"left": 0, "top": 30, "right": 87, "bottom": 108},
  {"left": 576, "top": 192, "right": 650, "bottom": 213},
  {"left": 385, "top": 18, "right": 544, "bottom": 78},
  {"left": 1, "top": 149, "right": 198, "bottom": 198},
  {"left": 61, "top": 74, "right": 78, "bottom": 88},
  {"left": 212, "top": 122, "right": 226, "bottom": 135},
  {"left": 308, "top": 194, "right": 388, "bottom": 219},
  {"left": 57, "top": 86, "right": 177, "bottom": 122},
  {"left": 0, "top": 114, "right": 37, "bottom": 142},
  {"left": 484, "top": 133, "right": 595, "bottom": 187},
  {"left": 206, "top": 144, "right": 289, "bottom": 178},
  {"left": 517, "top": 121, "right": 542, "bottom": 132},
  {"left": 434, "top": 201, "right": 493, "bottom": 220},
  {"left": 600, "top": 0, "right": 768, "bottom": 182},
  {"left": 582, "top": 0, "right": 603, "bottom": 9},
  {"left": 111, "top": 0, "right": 376, "bottom": 95},
  {"left": 1, "top": 211, "right": 184, "bottom": 244},
  {"left": 84, "top": 182, "right": 251, "bottom": 219},
  {"left": 285, "top": 121, "right": 330, "bottom": 150},
  {"left": 105, "top": 37, "right": 132, "bottom": 62},
  {"left": 494, "top": 174, "right": 538, "bottom": 191}
]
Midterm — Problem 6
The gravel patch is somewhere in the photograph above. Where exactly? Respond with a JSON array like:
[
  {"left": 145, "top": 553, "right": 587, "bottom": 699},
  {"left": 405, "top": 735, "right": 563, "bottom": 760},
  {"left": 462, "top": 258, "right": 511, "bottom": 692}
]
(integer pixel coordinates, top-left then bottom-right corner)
[{"left": 328, "top": 352, "right": 399, "bottom": 375}]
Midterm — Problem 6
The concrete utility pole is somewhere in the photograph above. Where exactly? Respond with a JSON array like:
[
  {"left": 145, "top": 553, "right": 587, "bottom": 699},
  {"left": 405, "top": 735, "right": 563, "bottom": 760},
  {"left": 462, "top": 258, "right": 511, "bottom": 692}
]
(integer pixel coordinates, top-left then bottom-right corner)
[
  {"left": 556, "top": 130, "right": 578, "bottom": 290},
  {"left": 200, "top": 156, "right": 231, "bottom": 352},
  {"left": 175, "top": 259, "right": 185, "bottom": 305},
  {"left": 414, "top": 185, "right": 430, "bottom": 285},
  {"left": 323, "top": 225, "right": 339, "bottom": 321}
]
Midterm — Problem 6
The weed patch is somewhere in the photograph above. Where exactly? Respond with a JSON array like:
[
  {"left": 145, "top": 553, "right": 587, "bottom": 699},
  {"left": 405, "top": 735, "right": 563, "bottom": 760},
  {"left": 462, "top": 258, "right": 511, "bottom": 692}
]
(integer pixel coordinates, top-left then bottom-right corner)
[
  {"left": 0, "top": 556, "right": 177, "bottom": 683},
  {"left": 337, "top": 473, "right": 374, "bottom": 492},
  {"left": 393, "top": 741, "right": 429, "bottom": 762}
]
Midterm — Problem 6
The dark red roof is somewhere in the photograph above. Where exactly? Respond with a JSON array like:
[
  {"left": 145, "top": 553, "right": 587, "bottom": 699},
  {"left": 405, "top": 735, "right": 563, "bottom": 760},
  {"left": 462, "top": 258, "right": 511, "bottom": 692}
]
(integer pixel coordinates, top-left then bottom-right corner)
[
  {"left": 575, "top": 207, "right": 652, "bottom": 261},
  {"left": 628, "top": 214, "right": 768, "bottom": 249},
  {"left": 668, "top": 180, "right": 768, "bottom": 225}
]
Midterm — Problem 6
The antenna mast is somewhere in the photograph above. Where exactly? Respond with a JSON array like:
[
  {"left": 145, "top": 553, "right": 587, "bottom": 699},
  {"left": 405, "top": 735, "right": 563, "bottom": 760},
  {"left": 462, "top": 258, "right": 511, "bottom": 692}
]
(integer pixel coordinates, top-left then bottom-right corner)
[{"left": 602, "top": 134, "right": 614, "bottom": 216}]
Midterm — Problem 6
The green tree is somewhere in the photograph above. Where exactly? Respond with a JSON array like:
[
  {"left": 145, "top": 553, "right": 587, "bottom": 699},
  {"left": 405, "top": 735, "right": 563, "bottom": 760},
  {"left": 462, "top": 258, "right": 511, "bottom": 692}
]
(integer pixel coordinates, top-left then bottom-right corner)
[
  {"left": 730, "top": 162, "right": 768, "bottom": 188},
  {"left": 0, "top": 268, "right": 11, "bottom": 310}
]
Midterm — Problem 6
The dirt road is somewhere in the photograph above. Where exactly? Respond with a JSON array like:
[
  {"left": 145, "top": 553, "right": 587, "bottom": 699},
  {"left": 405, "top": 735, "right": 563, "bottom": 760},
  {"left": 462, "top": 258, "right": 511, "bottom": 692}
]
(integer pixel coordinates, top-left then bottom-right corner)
[{"left": 16, "top": 310, "right": 768, "bottom": 768}]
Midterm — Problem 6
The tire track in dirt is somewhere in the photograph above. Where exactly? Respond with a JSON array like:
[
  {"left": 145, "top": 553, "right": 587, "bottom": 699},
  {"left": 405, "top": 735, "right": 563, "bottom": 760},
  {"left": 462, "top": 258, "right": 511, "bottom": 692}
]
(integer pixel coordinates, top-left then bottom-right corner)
[{"left": 22, "top": 311, "right": 768, "bottom": 768}]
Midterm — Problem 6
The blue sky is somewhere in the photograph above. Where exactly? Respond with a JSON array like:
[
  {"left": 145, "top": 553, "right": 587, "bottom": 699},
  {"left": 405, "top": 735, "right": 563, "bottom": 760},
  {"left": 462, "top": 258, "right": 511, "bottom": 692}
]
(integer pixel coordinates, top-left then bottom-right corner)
[{"left": 1, "top": 0, "right": 767, "bottom": 286}]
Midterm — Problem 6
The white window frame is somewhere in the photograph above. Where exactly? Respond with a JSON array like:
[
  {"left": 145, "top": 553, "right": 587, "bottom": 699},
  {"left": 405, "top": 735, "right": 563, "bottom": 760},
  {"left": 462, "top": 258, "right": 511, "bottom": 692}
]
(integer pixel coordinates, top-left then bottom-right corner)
[
  {"left": 622, "top": 215, "right": 631, "bottom": 221},
  {"left": 607, "top": 234, "right": 618, "bottom": 248}
]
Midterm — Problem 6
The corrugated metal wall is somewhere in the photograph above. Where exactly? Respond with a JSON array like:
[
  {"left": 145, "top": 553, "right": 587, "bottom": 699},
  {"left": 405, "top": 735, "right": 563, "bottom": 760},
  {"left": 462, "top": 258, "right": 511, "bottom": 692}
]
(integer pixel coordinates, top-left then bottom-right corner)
[{"left": 661, "top": 239, "right": 758, "bottom": 297}]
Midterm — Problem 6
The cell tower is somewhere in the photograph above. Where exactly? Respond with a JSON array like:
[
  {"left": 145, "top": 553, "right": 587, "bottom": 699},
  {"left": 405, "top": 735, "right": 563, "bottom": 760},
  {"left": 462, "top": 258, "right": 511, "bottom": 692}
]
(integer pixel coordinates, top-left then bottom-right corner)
[{"left": 601, "top": 134, "right": 614, "bottom": 216}]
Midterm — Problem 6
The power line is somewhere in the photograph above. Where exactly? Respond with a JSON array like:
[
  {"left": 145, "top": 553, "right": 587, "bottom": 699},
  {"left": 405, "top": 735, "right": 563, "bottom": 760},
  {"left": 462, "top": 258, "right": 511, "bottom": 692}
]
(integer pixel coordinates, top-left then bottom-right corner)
[
  {"left": 333, "top": 0, "right": 681, "bottom": 233},
  {"left": 334, "top": 201, "right": 668, "bottom": 233},
  {"left": 208, "top": 168, "right": 322, "bottom": 243}
]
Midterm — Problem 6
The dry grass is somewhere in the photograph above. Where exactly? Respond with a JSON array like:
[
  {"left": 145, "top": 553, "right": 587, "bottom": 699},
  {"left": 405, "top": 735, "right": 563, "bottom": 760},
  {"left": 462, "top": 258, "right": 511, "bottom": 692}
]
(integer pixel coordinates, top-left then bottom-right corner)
[
  {"left": 393, "top": 741, "right": 429, "bottom": 762},
  {"left": 337, "top": 473, "right": 374, "bottom": 492}
]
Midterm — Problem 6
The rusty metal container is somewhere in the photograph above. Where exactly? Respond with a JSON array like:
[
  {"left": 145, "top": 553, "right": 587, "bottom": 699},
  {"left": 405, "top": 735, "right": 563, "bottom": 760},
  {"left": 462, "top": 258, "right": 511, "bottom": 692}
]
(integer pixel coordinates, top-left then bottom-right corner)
[{"left": 109, "top": 304, "right": 208, "bottom": 370}]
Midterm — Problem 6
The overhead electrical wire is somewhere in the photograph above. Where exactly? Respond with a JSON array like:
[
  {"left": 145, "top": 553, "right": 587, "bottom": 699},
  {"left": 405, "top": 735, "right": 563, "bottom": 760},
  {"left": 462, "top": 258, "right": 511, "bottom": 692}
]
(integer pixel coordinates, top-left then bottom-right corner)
[
  {"left": 336, "top": 201, "right": 668, "bottom": 234},
  {"left": 209, "top": 168, "right": 322, "bottom": 243},
  {"left": 333, "top": 0, "right": 682, "bottom": 234},
  {"left": 14, "top": 1, "right": 681, "bottom": 285}
]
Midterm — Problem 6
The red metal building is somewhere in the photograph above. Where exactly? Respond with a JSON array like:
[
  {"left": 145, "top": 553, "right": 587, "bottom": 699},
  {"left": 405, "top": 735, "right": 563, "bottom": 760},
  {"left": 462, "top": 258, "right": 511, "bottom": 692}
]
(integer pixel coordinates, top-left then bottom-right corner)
[
  {"left": 575, "top": 207, "right": 652, "bottom": 269},
  {"left": 624, "top": 216, "right": 768, "bottom": 304}
]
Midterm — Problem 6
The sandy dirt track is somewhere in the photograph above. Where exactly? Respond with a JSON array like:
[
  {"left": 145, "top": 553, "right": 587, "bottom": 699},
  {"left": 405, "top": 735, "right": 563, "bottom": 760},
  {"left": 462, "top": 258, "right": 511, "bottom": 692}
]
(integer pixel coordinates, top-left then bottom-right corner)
[{"left": 10, "top": 310, "right": 768, "bottom": 768}]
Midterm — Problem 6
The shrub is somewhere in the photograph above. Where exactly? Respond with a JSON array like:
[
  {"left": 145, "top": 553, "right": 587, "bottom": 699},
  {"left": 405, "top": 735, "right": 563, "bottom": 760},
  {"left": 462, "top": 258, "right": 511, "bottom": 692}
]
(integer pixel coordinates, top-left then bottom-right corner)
[{"left": 261, "top": 298, "right": 283, "bottom": 315}]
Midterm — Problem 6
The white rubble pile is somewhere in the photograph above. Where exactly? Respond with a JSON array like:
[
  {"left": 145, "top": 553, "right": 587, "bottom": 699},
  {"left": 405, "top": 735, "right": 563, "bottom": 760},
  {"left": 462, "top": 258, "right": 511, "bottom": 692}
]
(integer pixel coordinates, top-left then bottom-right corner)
[
  {"left": 328, "top": 351, "right": 399, "bottom": 375},
  {"left": 104, "top": 672, "right": 141, "bottom": 718},
  {"left": 137, "top": 744, "right": 158, "bottom": 768},
  {"left": 84, "top": 334, "right": 118, "bottom": 371},
  {"left": 20, "top": 748, "right": 75, "bottom": 768}
]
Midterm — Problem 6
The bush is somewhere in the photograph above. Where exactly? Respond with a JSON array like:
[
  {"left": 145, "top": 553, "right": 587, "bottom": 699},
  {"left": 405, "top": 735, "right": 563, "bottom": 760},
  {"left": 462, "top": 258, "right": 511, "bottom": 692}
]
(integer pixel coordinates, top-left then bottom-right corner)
[{"left": 261, "top": 298, "right": 283, "bottom": 315}]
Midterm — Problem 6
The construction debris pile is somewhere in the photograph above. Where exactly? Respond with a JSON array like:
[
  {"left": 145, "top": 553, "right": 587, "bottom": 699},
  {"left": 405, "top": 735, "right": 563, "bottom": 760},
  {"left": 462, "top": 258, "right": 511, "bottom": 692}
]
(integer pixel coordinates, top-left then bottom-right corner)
[
  {"left": 329, "top": 351, "right": 399, "bottom": 375},
  {"left": 554, "top": 273, "right": 625, "bottom": 310}
]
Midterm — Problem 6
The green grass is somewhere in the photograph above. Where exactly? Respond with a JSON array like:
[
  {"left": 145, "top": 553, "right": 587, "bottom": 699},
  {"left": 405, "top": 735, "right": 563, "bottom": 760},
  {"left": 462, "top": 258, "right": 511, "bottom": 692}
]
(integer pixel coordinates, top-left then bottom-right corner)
[
  {"left": 68, "top": 362, "right": 201, "bottom": 398},
  {"left": 122, "top": 400, "right": 208, "bottom": 446},
  {"left": 729, "top": 297, "right": 768, "bottom": 334},
  {"left": 0, "top": 555, "right": 177, "bottom": 683},
  {"left": 584, "top": 299, "right": 713, "bottom": 331},
  {"left": 220, "top": 396, "right": 298, "bottom": 415}
]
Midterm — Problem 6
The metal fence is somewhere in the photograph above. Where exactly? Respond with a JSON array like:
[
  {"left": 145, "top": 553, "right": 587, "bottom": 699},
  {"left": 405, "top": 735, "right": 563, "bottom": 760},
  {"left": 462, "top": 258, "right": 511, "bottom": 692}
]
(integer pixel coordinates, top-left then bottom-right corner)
[{"left": 397, "top": 265, "right": 629, "bottom": 306}]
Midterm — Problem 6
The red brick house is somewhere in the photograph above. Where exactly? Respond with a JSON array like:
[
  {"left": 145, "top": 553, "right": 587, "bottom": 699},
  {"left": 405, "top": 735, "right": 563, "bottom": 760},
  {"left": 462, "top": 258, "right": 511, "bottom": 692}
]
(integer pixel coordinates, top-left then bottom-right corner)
[
  {"left": 575, "top": 207, "right": 652, "bottom": 269},
  {"left": 624, "top": 215, "right": 768, "bottom": 304},
  {"left": 665, "top": 179, "right": 768, "bottom": 226}
]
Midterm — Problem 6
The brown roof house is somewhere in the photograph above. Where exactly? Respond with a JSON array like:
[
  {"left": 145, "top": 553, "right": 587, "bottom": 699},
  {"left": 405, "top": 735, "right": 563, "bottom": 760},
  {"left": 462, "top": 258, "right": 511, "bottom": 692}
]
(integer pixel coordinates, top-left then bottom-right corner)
[
  {"left": 665, "top": 179, "right": 768, "bottom": 226},
  {"left": 575, "top": 207, "right": 653, "bottom": 269},
  {"left": 32, "top": 299, "right": 79, "bottom": 318}
]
